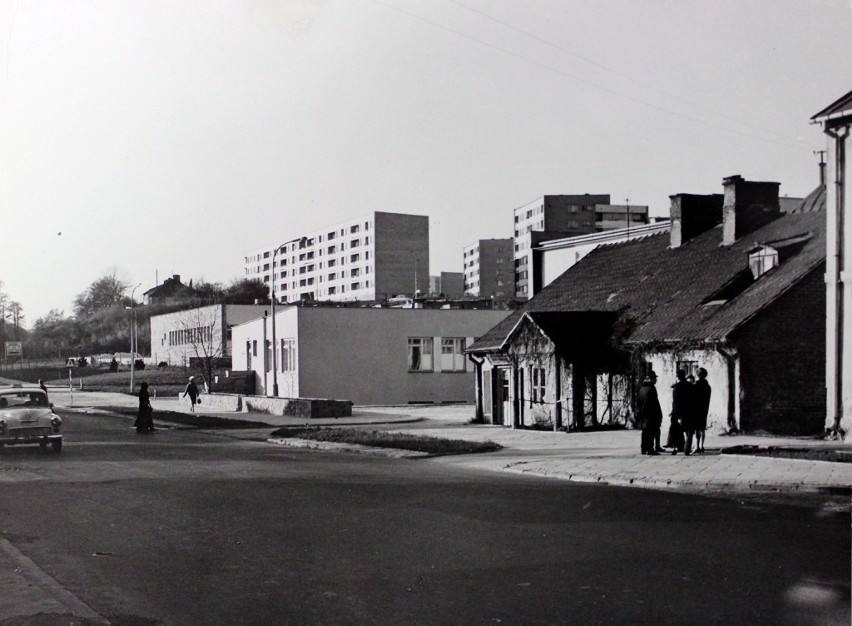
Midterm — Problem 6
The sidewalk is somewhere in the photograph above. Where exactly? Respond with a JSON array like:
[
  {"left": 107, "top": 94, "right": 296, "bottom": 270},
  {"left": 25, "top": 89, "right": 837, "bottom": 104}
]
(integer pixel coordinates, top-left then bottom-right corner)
[{"left": 50, "top": 388, "right": 852, "bottom": 496}]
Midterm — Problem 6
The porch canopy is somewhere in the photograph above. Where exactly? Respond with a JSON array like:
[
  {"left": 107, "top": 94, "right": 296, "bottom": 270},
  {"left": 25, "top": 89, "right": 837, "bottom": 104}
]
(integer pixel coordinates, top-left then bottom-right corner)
[{"left": 492, "top": 310, "right": 628, "bottom": 370}]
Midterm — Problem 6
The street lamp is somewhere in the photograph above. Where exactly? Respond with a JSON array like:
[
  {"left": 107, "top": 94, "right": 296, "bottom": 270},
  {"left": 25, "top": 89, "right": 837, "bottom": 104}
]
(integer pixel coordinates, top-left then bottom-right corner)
[
  {"left": 126, "top": 283, "right": 142, "bottom": 393},
  {"left": 270, "top": 245, "right": 281, "bottom": 397},
  {"left": 268, "top": 236, "right": 307, "bottom": 397}
]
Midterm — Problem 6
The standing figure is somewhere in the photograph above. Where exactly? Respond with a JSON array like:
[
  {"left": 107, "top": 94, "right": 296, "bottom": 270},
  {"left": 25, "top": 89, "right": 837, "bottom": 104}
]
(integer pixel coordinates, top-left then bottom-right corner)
[
  {"left": 38, "top": 379, "right": 49, "bottom": 402},
  {"left": 636, "top": 371, "right": 662, "bottom": 455},
  {"left": 693, "top": 368, "right": 711, "bottom": 453},
  {"left": 666, "top": 370, "right": 689, "bottom": 455},
  {"left": 136, "top": 382, "right": 154, "bottom": 433},
  {"left": 183, "top": 376, "right": 200, "bottom": 413}
]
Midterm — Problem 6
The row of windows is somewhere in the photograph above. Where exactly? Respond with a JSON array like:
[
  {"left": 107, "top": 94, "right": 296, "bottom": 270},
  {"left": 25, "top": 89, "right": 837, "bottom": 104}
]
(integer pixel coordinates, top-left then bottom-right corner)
[
  {"left": 407, "top": 337, "right": 468, "bottom": 373},
  {"left": 168, "top": 326, "right": 213, "bottom": 346},
  {"left": 277, "top": 264, "right": 373, "bottom": 280}
]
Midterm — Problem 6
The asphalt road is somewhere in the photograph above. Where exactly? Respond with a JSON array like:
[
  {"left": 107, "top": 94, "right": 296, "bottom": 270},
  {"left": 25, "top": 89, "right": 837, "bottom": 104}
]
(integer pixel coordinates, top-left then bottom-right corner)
[{"left": 0, "top": 410, "right": 847, "bottom": 625}]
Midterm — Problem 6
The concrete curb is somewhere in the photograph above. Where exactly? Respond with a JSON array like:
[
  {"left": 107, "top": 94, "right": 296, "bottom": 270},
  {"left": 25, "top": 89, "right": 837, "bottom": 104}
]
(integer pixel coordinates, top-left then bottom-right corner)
[
  {"left": 501, "top": 467, "right": 852, "bottom": 495},
  {"left": 267, "top": 437, "right": 429, "bottom": 458}
]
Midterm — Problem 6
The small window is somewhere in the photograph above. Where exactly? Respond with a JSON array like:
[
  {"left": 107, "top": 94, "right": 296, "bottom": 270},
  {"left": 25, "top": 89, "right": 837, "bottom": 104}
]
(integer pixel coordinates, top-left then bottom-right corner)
[
  {"left": 441, "top": 338, "right": 466, "bottom": 372},
  {"left": 676, "top": 361, "right": 699, "bottom": 378},
  {"left": 408, "top": 338, "right": 433, "bottom": 371},
  {"left": 280, "top": 339, "right": 296, "bottom": 372},
  {"left": 531, "top": 367, "right": 546, "bottom": 403}
]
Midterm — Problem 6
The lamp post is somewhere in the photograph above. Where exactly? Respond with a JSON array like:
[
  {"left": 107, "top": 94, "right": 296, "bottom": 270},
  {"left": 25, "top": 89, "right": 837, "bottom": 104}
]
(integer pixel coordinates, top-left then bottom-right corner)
[
  {"left": 270, "top": 245, "right": 280, "bottom": 397},
  {"left": 127, "top": 283, "right": 141, "bottom": 393}
]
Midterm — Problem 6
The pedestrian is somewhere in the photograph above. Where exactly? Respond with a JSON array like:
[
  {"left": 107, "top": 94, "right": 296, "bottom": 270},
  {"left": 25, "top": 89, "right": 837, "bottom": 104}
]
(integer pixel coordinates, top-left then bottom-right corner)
[
  {"left": 136, "top": 382, "right": 155, "bottom": 433},
  {"left": 666, "top": 370, "right": 689, "bottom": 455},
  {"left": 692, "top": 367, "right": 711, "bottom": 453},
  {"left": 183, "top": 376, "right": 200, "bottom": 413},
  {"left": 38, "top": 379, "right": 49, "bottom": 401},
  {"left": 636, "top": 371, "right": 662, "bottom": 455}
]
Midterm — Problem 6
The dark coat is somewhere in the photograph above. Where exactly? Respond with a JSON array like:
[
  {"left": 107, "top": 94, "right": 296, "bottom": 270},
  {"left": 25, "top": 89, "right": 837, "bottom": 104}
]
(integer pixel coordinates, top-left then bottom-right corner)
[
  {"left": 693, "top": 379, "right": 711, "bottom": 430},
  {"left": 184, "top": 381, "right": 199, "bottom": 400},
  {"left": 671, "top": 380, "right": 694, "bottom": 428},
  {"left": 636, "top": 381, "right": 662, "bottom": 429},
  {"left": 136, "top": 387, "right": 153, "bottom": 430}
]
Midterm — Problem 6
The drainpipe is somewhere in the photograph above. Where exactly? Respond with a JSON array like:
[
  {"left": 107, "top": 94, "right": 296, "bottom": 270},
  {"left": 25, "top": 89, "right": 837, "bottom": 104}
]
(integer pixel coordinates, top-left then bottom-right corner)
[
  {"left": 469, "top": 354, "right": 485, "bottom": 422},
  {"left": 824, "top": 125, "right": 848, "bottom": 437},
  {"left": 552, "top": 354, "right": 562, "bottom": 431},
  {"left": 716, "top": 345, "right": 739, "bottom": 433}
]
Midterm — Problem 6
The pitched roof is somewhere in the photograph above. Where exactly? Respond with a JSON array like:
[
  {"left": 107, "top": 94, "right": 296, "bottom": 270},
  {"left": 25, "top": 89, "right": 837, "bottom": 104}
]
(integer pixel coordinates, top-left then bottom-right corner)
[
  {"left": 811, "top": 88, "right": 852, "bottom": 123},
  {"left": 469, "top": 190, "right": 825, "bottom": 353}
]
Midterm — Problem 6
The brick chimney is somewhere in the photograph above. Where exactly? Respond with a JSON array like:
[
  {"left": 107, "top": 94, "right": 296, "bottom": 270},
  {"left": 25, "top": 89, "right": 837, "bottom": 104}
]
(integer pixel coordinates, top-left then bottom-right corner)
[
  {"left": 721, "top": 175, "right": 781, "bottom": 246},
  {"left": 669, "top": 193, "right": 724, "bottom": 248}
]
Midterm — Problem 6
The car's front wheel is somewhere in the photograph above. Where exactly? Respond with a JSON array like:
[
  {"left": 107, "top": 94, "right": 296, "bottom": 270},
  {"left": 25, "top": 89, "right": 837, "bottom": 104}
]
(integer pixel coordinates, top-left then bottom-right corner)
[{"left": 51, "top": 439, "right": 62, "bottom": 453}]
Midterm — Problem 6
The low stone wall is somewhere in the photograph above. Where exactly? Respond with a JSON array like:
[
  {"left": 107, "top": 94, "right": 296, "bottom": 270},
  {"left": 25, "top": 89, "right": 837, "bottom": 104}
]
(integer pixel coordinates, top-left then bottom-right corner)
[
  {"left": 196, "top": 393, "right": 242, "bottom": 412},
  {"left": 182, "top": 392, "right": 352, "bottom": 418},
  {"left": 243, "top": 396, "right": 353, "bottom": 418}
]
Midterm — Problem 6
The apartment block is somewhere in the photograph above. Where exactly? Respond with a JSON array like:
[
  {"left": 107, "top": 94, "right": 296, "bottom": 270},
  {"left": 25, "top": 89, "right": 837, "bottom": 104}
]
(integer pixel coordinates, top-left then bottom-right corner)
[
  {"left": 513, "top": 195, "right": 649, "bottom": 298},
  {"left": 244, "top": 212, "right": 429, "bottom": 304},
  {"left": 463, "top": 238, "right": 514, "bottom": 299}
]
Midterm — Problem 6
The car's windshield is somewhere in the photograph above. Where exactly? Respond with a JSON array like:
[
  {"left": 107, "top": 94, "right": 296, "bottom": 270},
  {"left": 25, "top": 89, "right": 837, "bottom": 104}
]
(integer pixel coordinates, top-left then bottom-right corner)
[{"left": 0, "top": 391, "right": 48, "bottom": 409}]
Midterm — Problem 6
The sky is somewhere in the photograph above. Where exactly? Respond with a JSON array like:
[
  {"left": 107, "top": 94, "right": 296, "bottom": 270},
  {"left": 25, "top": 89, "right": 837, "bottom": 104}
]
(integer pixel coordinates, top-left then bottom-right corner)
[{"left": 1, "top": 0, "right": 850, "bottom": 324}]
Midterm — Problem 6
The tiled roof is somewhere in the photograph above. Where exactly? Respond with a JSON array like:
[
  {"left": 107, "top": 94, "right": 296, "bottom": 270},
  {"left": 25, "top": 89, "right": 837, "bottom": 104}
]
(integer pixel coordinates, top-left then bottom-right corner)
[{"left": 469, "top": 192, "right": 825, "bottom": 353}]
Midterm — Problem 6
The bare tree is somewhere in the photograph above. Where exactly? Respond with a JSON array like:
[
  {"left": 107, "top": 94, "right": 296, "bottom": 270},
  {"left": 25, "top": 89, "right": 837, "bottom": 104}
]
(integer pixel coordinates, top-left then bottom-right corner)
[{"left": 175, "top": 305, "right": 225, "bottom": 386}]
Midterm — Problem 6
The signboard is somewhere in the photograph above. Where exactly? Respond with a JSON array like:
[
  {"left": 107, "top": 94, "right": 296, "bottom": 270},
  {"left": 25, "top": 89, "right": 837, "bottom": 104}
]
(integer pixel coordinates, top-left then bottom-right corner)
[{"left": 5, "top": 341, "right": 22, "bottom": 356}]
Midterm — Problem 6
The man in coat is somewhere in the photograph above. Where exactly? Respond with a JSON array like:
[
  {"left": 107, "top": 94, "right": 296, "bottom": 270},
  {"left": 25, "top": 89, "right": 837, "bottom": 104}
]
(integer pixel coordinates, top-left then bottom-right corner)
[{"left": 636, "top": 371, "right": 662, "bottom": 455}]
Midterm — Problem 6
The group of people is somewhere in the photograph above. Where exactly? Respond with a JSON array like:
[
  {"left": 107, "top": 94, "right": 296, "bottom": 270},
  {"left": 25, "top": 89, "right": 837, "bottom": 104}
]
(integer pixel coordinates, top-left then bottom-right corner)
[{"left": 636, "top": 367, "right": 711, "bottom": 456}]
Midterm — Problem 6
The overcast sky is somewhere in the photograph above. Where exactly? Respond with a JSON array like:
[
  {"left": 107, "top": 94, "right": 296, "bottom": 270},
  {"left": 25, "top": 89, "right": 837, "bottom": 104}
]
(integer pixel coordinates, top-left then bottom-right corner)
[{"left": 1, "top": 0, "right": 850, "bottom": 323}]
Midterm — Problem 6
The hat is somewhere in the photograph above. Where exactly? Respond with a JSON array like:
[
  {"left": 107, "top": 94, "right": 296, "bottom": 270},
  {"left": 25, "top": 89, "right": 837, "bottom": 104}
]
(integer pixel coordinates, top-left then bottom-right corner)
[{"left": 188, "top": 376, "right": 194, "bottom": 381}]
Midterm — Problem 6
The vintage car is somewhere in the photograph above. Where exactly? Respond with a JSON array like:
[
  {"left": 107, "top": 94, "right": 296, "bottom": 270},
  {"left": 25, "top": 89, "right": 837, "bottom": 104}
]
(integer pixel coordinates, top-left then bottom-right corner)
[{"left": 0, "top": 386, "right": 63, "bottom": 453}]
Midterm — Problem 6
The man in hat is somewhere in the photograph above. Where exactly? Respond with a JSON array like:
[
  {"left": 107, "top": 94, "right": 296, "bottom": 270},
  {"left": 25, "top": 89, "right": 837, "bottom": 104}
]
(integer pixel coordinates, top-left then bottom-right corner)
[
  {"left": 636, "top": 371, "right": 662, "bottom": 455},
  {"left": 183, "top": 376, "right": 200, "bottom": 412}
]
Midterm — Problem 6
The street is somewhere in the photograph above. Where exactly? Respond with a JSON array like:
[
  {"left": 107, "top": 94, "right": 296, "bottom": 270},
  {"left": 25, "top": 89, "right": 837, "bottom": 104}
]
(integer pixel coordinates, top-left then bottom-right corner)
[{"left": 0, "top": 409, "right": 847, "bottom": 625}]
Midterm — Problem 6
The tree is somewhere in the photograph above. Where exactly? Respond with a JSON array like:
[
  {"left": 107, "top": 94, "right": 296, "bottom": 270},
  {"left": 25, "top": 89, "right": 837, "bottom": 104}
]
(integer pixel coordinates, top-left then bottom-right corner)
[
  {"left": 175, "top": 304, "right": 225, "bottom": 386},
  {"left": 74, "top": 268, "right": 132, "bottom": 317},
  {"left": 224, "top": 278, "right": 269, "bottom": 304}
]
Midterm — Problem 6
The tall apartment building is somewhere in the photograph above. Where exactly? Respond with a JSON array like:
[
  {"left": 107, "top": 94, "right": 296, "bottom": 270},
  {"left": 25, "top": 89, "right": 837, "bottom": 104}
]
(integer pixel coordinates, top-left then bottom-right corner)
[
  {"left": 513, "top": 195, "right": 649, "bottom": 298},
  {"left": 463, "top": 238, "right": 514, "bottom": 299},
  {"left": 244, "top": 212, "right": 429, "bottom": 304}
]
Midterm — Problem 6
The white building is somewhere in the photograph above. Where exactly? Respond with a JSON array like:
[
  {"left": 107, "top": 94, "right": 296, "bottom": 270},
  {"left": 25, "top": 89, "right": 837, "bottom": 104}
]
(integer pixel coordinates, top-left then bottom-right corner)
[
  {"left": 244, "top": 211, "right": 429, "bottom": 305},
  {"left": 149, "top": 304, "right": 268, "bottom": 367},
  {"left": 513, "top": 195, "right": 649, "bottom": 298},
  {"left": 813, "top": 89, "right": 852, "bottom": 438},
  {"left": 231, "top": 306, "right": 510, "bottom": 405}
]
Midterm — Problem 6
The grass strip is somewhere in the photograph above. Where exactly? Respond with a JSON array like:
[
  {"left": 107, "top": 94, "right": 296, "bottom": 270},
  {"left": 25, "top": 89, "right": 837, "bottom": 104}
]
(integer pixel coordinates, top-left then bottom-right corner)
[{"left": 271, "top": 427, "right": 501, "bottom": 456}]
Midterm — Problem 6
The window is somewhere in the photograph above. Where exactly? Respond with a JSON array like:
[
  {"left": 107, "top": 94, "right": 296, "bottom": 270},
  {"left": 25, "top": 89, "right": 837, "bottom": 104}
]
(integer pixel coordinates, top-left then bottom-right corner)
[
  {"left": 676, "top": 360, "right": 699, "bottom": 378},
  {"left": 351, "top": 281, "right": 360, "bottom": 290},
  {"left": 408, "top": 338, "right": 433, "bottom": 371},
  {"left": 281, "top": 339, "right": 296, "bottom": 371},
  {"left": 265, "top": 340, "right": 271, "bottom": 373},
  {"left": 350, "top": 253, "right": 360, "bottom": 263},
  {"left": 252, "top": 340, "right": 257, "bottom": 357},
  {"left": 441, "top": 338, "right": 466, "bottom": 372},
  {"left": 531, "top": 367, "right": 546, "bottom": 403},
  {"left": 350, "top": 224, "right": 360, "bottom": 233},
  {"left": 749, "top": 246, "right": 779, "bottom": 279},
  {"left": 350, "top": 238, "right": 360, "bottom": 247}
]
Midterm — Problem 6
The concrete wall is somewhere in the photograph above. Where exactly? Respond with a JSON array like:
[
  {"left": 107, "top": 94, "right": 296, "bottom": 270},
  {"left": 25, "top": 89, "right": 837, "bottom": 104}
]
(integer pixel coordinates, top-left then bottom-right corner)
[{"left": 232, "top": 307, "right": 509, "bottom": 405}]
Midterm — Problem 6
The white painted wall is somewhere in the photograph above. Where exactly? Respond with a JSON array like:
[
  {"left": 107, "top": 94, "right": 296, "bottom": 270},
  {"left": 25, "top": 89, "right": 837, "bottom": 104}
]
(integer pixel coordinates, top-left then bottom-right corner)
[
  {"left": 644, "top": 349, "right": 735, "bottom": 433},
  {"left": 231, "top": 307, "right": 510, "bottom": 405}
]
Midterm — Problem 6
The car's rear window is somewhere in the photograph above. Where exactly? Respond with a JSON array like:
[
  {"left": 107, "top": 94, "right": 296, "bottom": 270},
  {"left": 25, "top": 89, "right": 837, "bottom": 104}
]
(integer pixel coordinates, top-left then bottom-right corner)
[{"left": 0, "top": 392, "right": 48, "bottom": 409}]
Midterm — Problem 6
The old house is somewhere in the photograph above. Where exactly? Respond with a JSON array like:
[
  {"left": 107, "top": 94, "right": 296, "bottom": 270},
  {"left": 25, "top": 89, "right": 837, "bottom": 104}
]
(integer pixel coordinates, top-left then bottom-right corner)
[
  {"left": 467, "top": 176, "right": 826, "bottom": 436},
  {"left": 142, "top": 275, "right": 197, "bottom": 306}
]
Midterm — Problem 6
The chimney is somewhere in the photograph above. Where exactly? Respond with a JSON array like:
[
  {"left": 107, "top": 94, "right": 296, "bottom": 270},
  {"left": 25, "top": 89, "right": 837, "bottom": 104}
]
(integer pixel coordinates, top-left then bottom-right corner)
[
  {"left": 721, "top": 175, "right": 781, "bottom": 246},
  {"left": 669, "top": 193, "right": 723, "bottom": 248},
  {"left": 172, "top": 274, "right": 180, "bottom": 283}
]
